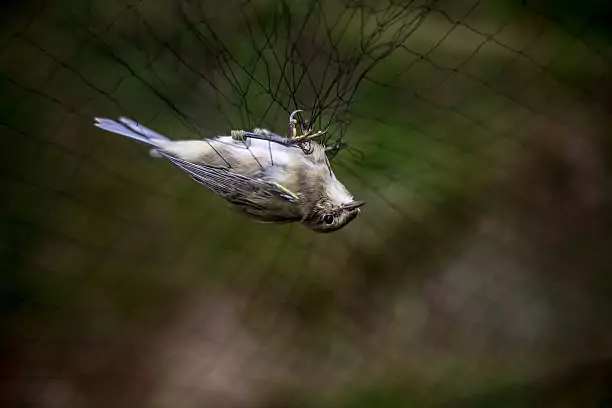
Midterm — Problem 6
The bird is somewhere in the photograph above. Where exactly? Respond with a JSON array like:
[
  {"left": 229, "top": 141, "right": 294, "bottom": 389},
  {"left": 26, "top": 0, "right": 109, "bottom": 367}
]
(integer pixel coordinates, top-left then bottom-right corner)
[{"left": 93, "top": 110, "right": 364, "bottom": 233}]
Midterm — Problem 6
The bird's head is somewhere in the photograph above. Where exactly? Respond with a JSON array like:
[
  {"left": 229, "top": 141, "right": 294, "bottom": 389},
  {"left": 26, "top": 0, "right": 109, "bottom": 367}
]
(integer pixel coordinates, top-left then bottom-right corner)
[{"left": 301, "top": 175, "right": 364, "bottom": 233}]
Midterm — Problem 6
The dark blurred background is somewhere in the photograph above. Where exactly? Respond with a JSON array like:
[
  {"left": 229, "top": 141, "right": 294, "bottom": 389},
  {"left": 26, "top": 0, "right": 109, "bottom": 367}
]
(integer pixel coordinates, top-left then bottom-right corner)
[{"left": 2, "top": 0, "right": 612, "bottom": 407}]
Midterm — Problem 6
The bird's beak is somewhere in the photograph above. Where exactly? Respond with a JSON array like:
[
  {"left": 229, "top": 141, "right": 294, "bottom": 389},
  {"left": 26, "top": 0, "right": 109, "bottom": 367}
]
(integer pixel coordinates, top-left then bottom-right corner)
[{"left": 342, "top": 200, "right": 365, "bottom": 210}]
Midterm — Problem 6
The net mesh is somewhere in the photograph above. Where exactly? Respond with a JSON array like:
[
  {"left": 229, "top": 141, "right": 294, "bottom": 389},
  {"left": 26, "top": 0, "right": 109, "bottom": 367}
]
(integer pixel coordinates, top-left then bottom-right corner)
[{"left": 2, "top": 0, "right": 612, "bottom": 407}]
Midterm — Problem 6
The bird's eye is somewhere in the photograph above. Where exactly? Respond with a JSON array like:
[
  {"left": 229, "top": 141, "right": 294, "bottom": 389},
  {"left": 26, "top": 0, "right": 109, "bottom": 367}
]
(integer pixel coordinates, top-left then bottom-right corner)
[{"left": 323, "top": 214, "right": 334, "bottom": 224}]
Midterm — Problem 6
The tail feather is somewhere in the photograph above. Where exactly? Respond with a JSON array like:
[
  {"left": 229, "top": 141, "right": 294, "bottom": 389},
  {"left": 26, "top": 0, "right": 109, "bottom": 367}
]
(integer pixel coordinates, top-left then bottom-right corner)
[
  {"left": 93, "top": 117, "right": 171, "bottom": 147},
  {"left": 118, "top": 117, "right": 170, "bottom": 143}
]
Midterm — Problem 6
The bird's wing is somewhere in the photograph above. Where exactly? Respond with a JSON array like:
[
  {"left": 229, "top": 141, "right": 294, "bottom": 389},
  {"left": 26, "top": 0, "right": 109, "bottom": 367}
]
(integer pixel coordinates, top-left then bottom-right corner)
[{"left": 159, "top": 152, "right": 301, "bottom": 221}]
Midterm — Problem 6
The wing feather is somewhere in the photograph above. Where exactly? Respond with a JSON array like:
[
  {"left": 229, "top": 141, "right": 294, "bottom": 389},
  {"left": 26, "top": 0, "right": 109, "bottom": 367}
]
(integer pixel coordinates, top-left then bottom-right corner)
[{"left": 158, "top": 152, "right": 300, "bottom": 222}]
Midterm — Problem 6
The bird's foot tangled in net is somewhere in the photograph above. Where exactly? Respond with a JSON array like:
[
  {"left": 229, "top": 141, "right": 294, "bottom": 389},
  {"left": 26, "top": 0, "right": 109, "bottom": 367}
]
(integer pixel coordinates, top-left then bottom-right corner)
[{"left": 231, "top": 109, "right": 335, "bottom": 155}]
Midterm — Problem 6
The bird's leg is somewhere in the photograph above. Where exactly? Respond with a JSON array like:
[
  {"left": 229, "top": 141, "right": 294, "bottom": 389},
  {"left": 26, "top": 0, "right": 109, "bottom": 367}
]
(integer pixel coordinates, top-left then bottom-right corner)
[
  {"left": 233, "top": 124, "right": 299, "bottom": 146},
  {"left": 251, "top": 127, "right": 274, "bottom": 136},
  {"left": 230, "top": 110, "right": 327, "bottom": 150},
  {"left": 239, "top": 129, "right": 295, "bottom": 146}
]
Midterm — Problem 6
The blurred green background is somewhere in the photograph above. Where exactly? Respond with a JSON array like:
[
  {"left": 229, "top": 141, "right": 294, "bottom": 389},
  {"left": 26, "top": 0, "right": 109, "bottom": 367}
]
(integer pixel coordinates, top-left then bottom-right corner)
[{"left": 2, "top": 0, "right": 612, "bottom": 407}]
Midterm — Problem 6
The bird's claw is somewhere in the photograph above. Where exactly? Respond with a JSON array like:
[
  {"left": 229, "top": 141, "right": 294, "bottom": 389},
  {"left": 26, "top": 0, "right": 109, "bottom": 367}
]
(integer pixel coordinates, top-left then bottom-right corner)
[
  {"left": 231, "top": 129, "right": 246, "bottom": 140},
  {"left": 324, "top": 141, "right": 348, "bottom": 159},
  {"left": 294, "top": 128, "right": 328, "bottom": 142},
  {"left": 289, "top": 109, "right": 304, "bottom": 139},
  {"left": 325, "top": 142, "right": 347, "bottom": 152},
  {"left": 231, "top": 129, "right": 251, "bottom": 147},
  {"left": 289, "top": 109, "right": 327, "bottom": 141}
]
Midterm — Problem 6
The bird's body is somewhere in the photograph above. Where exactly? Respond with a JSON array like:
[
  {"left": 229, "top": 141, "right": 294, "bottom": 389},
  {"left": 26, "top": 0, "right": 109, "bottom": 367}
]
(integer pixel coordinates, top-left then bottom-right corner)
[
  {"left": 93, "top": 116, "right": 363, "bottom": 232},
  {"left": 160, "top": 135, "right": 337, "bottom": 224}
]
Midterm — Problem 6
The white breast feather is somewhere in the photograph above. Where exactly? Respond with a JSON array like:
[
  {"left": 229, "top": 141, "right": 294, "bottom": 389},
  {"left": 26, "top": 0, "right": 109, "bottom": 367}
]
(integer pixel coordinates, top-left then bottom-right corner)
[{"left": 326, "top": 172, "right": 353, "bottom": 205}]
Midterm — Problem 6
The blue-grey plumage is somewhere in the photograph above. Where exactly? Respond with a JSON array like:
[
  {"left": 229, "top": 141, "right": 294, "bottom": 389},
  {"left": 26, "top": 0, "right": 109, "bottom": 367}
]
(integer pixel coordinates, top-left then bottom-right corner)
[{"left": 93, "top": 116, "right": 363, "bottom": 232}]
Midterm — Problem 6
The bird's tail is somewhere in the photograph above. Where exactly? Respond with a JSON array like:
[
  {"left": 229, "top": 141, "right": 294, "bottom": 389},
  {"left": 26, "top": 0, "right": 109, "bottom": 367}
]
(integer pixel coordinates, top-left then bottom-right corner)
[{"left": 93, "top": 117, "right": 171, "bottom": 148}]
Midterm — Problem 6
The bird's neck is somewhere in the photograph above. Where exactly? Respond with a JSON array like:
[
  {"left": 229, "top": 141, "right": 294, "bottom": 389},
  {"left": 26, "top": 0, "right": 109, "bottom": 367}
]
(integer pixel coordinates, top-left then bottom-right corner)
[{"left": 298, "top": 165, "right": 328, "bottom": 219}]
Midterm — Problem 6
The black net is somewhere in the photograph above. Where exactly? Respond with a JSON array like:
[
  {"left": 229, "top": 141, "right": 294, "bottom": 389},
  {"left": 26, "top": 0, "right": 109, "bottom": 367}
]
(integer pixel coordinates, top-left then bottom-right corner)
[{"left": 2, "top": 0, "right": 612, "bottom": 407}]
